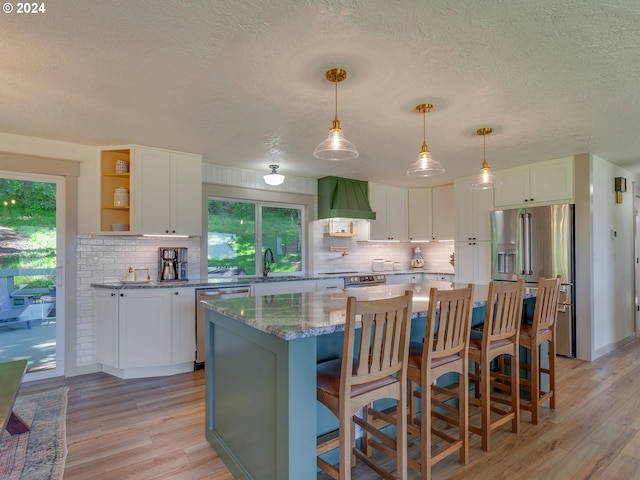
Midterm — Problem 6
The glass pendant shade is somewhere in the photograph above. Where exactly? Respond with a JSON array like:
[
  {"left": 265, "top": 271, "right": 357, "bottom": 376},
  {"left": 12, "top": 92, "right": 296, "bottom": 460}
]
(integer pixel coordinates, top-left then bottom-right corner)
[
  {"left": 470, "top": 161, "right": 502, "bottom": 189},
  {"left": 406, "top": 103, "right": 443, "bottom": 177},
  {"left": 407, "top": 144, "right": 445, "bottom": 177},
  {"left": 470, "top": 127, "right": 501, "bottom": 189},
  {"left": 313, "top": 68, "right": 358, "bottom": 161},
  {"left": 313, "top": 121, "right": 359, "bottom": 161},
  {"left": 263, "top": 164, "right": 285, "bottom": 186}
]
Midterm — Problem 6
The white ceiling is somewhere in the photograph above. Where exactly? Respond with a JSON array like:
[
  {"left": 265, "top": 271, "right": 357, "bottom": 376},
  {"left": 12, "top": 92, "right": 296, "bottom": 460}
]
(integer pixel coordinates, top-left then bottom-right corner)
[{"left": 2, "top": 0, "right": 639, "bottom": 187}]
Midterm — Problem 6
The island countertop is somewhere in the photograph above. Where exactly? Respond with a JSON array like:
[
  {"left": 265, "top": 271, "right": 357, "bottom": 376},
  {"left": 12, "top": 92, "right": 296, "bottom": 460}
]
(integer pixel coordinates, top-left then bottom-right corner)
[{"left": 201, "top": 281, "right": 536, "bottom": 341}]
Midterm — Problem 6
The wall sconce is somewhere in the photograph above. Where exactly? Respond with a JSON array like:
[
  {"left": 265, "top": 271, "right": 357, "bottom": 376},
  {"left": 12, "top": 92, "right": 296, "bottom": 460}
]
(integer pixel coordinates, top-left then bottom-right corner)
[{"left": 614, "top": 177, "right": 626, "bottom": 204}]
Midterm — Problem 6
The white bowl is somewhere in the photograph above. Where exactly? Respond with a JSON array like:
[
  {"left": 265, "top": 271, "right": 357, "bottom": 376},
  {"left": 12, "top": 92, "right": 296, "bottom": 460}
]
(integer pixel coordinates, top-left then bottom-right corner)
[{"left": 112, "top": 223, "right": 129, "bottom": 231}]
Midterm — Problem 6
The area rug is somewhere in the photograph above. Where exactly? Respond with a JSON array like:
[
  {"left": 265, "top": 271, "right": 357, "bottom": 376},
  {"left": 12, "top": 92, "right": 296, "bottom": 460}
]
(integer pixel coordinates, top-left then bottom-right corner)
[{"left": 0, "top": 387, "right": 68, "bottom": 480}]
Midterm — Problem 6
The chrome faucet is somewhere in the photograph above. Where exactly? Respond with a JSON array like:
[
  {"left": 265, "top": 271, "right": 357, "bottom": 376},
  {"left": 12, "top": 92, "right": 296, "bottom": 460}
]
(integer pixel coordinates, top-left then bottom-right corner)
[{"left": 263, "top": 248, "right": 275, "bottom": 278}]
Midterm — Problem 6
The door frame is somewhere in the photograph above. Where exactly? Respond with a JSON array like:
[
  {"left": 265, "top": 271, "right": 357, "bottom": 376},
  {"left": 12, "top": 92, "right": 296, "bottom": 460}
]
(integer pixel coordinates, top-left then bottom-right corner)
[
  {"left": 0, "top": 152, "right": 79, "bottom": 379},
  {"left": 635, "top": 182, "right": 640, "bottom": 335}
]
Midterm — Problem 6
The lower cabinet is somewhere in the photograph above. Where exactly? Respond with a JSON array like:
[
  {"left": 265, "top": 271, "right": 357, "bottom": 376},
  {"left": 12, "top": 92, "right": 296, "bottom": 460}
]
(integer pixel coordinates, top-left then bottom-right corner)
[
  {"left": 424, "top": 273, "right": 454, "bottom": 283},
  {"left": 94, "top": 287, "right": 195, "bottom": 378},
  {"left": 171, "top": 288, "right": 197, "bottom": 365},
  {"left": 454, "top": 241, "right": 491, "bottom": 284},
  {"left": 386, "top": 273, "right": 423, "bottom": 285},
  {"left": 251, "top": 278, "right": 344, "bottom": 296}
]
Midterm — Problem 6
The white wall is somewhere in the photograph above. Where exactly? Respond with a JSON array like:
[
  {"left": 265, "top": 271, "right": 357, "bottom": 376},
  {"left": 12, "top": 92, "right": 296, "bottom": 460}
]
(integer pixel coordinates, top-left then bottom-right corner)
[
  {"left": 575, "top": 153, "right": 638, "bottom": 361},
  {"left": 591, "top": 156, "right": 637, "bottom": 356}
]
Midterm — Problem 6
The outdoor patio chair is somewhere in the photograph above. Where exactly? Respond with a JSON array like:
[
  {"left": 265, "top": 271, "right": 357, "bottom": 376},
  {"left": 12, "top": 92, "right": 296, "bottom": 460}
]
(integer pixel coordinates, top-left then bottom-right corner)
[{"left": 0, "top": 279, "right": 28, "bottom": 323}]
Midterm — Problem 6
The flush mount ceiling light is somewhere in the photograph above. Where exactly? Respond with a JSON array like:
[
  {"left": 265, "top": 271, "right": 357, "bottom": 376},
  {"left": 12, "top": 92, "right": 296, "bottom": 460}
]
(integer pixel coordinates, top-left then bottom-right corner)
[
  {"left": 313, "top": 68, "right": 359, "bottom": 161},
  {"left": 406, "top": 103, "right": 444, "bottom": 177},
  {"left": 263, "top": 164, "right": 285, "bottom": 186},
  {"left": 470, "top": 127, "right": 502, "bottom": 190}
]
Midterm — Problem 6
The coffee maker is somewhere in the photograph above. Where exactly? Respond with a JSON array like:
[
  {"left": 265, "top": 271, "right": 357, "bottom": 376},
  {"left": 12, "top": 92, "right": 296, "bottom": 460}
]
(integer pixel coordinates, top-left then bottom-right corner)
[{"left": 158, "top": 247, "right": 188, "bottom": 281}]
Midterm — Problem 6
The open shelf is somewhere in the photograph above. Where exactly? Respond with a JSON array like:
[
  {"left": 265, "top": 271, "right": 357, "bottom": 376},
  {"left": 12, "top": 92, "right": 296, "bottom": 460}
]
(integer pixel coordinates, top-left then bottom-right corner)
[{"left": 100, "top": 149, "right": 131, "bottom": 233}]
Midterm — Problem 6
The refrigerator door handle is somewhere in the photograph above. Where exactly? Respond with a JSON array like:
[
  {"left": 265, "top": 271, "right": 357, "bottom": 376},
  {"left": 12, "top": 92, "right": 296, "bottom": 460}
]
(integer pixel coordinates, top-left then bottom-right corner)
[{"left": 522, "top": 212, "right": 532, "bottom": 275}]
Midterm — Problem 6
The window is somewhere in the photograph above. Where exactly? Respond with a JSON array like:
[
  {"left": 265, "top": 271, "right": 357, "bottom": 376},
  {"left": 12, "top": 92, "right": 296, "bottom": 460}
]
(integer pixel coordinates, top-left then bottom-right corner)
[{"left": 207, "top": 198, "right": 304, "bottom": 277}]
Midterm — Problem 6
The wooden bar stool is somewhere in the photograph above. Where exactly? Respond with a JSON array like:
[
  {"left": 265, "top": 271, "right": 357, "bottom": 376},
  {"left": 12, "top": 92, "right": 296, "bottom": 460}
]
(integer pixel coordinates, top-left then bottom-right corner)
[
  {"left": 406, "top": 284, "right": 475, "bottom": 480},
  {"left": 317, "top": 291, "right": 413, "bottom": 480},
  {"left": 518, "top": 276, "right": 561, "bottom": 424},
  {"left": 468, "top": 280, "right": 524, "bottom": 451}
]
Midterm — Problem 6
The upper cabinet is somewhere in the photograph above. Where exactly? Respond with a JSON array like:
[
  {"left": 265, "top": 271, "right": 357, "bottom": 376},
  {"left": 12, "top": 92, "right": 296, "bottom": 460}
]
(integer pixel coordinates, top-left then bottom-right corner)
[
  {"left": 99, "top": 146, "right": 202, "bottom": 236},
  {"left": 408, "top": 185, "right": 454, "bottom": 241},
  {"left": 493, "top": 157, "right": 574, "bottom": 209},
  {"left": 134, "top": 147, "right": 202, "bottom": 236},
  {"left": 454, "top": 176, "right": 494, "bottom": 242},
  {"left": 408, "top": 188, "right": 432, "bottom": 241},
  {"left": 369, "top": 183, "right": 408, "bottom": 241},
  {"left": 431, "top": 185, "right": 454, "bottom": 240},
  {"left": 100, "top": 149, "right": 132, "bottom": 234}
]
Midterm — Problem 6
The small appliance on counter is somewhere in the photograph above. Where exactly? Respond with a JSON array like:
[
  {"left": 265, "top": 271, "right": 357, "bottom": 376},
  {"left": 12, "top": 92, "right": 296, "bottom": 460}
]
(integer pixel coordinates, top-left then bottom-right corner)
[
  {"left": 410, "top": 246, "right": 425, "bottom": 268},
  {"left": 158, "top": 247, "right": 188, "bottom": 281}
]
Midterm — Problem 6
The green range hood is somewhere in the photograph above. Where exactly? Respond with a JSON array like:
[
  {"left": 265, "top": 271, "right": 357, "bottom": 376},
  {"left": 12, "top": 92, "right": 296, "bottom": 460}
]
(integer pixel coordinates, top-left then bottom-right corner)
[{"left": 317, "top": 176, "right": 376, "bottom": 220}]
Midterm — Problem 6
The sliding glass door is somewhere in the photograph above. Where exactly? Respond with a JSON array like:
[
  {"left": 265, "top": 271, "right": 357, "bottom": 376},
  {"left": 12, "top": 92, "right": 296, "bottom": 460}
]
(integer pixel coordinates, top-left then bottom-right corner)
[{"left": 0, "top": 172, "right": 64, "bottom": 379}]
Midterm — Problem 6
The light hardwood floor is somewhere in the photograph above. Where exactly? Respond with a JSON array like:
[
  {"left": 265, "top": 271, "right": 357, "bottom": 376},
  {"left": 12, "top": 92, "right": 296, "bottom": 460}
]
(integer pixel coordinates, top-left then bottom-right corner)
[{"left": 19, "top": 338, "right": 640, "bottom": 479}]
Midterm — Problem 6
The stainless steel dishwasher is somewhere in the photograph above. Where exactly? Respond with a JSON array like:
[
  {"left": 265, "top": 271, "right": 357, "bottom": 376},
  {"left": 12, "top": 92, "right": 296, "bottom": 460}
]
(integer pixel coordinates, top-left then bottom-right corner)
[{"left": 195, "top": 285, "right": 251, "bottom": 367}]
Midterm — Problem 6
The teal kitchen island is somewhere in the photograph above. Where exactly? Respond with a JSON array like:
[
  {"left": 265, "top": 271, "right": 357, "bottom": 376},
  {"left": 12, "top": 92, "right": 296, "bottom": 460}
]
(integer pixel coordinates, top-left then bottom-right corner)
[{"left": 201, "top": 281, "right": 535, "bottom": 480}]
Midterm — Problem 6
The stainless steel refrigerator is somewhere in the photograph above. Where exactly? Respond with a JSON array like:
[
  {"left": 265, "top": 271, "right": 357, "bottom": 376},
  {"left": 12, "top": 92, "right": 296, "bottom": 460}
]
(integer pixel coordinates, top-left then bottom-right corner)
[{"left": 490, "top": 204, "right": 575, "bottom": 357}]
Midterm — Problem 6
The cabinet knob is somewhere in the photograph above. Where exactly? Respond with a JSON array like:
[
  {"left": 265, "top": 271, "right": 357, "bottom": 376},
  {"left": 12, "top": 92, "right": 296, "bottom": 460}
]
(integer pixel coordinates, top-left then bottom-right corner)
[
  {"left": 530, "top": 198, "right": 534, "bottom": 201},
  {"left": 111, "top": 292, "right": 116, "bottom": 297},
  {"left": 524, "top": 199, "right": 529, "bottom": 202},
  {"left": 120, "top": 293, "right": 124, "bottom": 297},
  {"left": 165, "top": 230, "right": 170, "bottom": 233},
  {"left": 174, "top": 291, "right": 179, "bottom": 295}
]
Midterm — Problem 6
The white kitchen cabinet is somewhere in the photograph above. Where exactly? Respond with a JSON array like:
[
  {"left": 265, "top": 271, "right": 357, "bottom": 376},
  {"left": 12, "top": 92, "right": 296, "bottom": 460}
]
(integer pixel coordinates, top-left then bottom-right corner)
[
  {"left": 94, "top": 286, "right": 195, "bottom": 378},
  {"left": 454, "top": 175, "right": 494, "bottom": 242},
  {"left": 119, "top": 288, "right": 172, "bottom": 368},
  {"left": 408, "top": 188, "right": 433, "bottom": 241},
  {"left": 171, "top": 287, "right": 196, "bottom": 365},
  {"left": 454, "top": 241, "right": 491, "bottom": 284},
  {"left": 408, "top": 185, "right": 454, "bottom": 241},
  {"left": 251, "top": 279, "right": 317, "bottom": 296},
  {"left": 386, "top": 273, "right": 423, "bottom": 285},
  {"left": 134, "top": 147, "right": 202, "bottom": 236},
  {"left": 432, "top": 185, "right": 454, "bottom": 240},
  {"left": 424, "top": 273, "right": 454, "bottom": 282},
  {"left": 94, "top": 289, "right": 119, "bottom": 366},
  {"left": 493, "top": 157, "right": 574, "bottom": 208},
  {"left": 369, "top": 183, "right": 408, "bottom": 241}
]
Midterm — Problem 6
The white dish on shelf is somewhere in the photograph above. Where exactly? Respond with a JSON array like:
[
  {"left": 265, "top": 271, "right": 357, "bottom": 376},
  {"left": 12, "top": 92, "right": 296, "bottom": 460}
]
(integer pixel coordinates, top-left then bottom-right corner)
[
  {"left": 112, "top": 223, "right": 129, "bottom": 231},
  {"left": 121, "top": 280, "right": 151, "bottom": 284}
]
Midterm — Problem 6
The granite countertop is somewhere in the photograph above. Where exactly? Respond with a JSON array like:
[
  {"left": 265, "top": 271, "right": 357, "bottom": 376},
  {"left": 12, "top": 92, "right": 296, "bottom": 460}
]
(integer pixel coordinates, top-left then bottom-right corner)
[
  {"left": 90, "top": 270, "right": 455, "bottom": 289},
  {"left": 202, "top": 281, "right": 536, "bottom": 341}
]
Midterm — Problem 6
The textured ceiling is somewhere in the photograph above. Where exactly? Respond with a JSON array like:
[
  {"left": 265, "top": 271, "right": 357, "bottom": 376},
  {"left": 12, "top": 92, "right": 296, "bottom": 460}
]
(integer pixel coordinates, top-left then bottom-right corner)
[{"left": 1, "top": 0, "right": 639, "bottom": 186}]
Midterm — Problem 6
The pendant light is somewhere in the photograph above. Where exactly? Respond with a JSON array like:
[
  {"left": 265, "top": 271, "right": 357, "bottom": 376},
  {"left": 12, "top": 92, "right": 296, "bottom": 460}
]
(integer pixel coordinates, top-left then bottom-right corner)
[
  {"left": 470, "top": 127, "right": 502, "bottom": 189},
  {"left": 313, "top": 68, "right": 359, "bottom": 161},
  {"left": 263, "top": 164, "right": 285, "bottom": 186},
  {"left": 406, "top": 103, "right": 444, "bottom": 177}
]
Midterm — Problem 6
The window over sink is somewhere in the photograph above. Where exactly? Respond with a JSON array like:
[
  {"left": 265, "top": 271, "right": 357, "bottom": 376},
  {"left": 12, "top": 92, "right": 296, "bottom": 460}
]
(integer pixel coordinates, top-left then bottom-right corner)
[{"left": 207, "top": 198, "right": 305, "bottom": 277}]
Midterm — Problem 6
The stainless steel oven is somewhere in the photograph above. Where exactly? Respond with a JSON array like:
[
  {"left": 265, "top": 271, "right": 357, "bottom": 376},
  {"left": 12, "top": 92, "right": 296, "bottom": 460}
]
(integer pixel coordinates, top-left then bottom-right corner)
[{"left": 195, "top": 285, "right": 251, "bottom": 367}]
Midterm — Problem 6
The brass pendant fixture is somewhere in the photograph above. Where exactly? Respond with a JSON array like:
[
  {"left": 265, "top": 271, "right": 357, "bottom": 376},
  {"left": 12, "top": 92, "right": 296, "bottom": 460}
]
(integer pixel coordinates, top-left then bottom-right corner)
[
  {"left": 406, "top": 103, "right": 444, "bottom": 177},
  {"left": 470, "top": 127, "right": 502, "bottom": 189},
  {"left": 313, "top": 68, "right": 359, "bottom": 161}
]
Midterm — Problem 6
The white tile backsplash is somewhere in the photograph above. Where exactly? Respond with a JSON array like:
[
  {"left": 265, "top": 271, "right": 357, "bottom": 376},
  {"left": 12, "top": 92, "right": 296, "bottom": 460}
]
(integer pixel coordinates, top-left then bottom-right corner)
[{"left": 312, "top": 220, "right": 454, "bottom": 274}]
